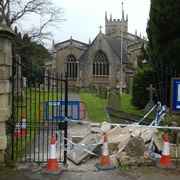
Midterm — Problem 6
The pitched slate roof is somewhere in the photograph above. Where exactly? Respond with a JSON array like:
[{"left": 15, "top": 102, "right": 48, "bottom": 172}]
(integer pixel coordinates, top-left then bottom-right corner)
[
  {"left": 55, "top": 38, "right": 89, "bottom": 51},
  {"left": 102, "top": 34, "right": 130, "bottom": 64}
]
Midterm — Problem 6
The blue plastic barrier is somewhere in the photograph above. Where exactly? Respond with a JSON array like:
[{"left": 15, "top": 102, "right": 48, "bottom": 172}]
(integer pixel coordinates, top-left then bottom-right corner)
[{"left": 40, "top": 101, "right": 86, "bottom": 121}]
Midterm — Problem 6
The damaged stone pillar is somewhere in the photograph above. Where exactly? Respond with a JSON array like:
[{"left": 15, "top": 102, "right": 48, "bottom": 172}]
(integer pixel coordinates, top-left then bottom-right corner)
[{"left": 0, "top": 25, "right": 15, "bottom": 162}]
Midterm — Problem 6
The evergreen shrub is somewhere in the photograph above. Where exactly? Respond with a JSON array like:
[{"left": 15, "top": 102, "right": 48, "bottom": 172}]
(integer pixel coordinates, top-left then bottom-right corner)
[{"left": 131, "top": 66, "right": 154, "bottom": 109}]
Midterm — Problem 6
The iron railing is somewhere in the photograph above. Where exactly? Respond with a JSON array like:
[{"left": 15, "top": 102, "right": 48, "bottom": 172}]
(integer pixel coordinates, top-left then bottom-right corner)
[{"left": 11, "top": 56, "right": 68, "bottom": 164}]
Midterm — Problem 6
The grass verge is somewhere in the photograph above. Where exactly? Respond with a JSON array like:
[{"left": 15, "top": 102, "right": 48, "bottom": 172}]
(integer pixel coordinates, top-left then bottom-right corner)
[{"left": 79, "top": 93, "right": 145, "bottom": 123}]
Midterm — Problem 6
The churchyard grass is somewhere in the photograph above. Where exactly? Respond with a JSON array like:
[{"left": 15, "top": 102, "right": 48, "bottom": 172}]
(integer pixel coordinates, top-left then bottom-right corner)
[
  {"left": 80, "top": 93, "right": 146, "bottom": 123},
  {"left": 80, "top": 93, "right": 109, "bottom": 123},
  {"left": 120, "top": 93, "right": 144, "bottom": 116}
]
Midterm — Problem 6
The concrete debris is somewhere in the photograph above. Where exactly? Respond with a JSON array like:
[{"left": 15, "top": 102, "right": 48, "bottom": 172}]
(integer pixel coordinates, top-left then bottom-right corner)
[
  {"left": 91, "top": 127, "right": 101, "bottom": 133},
  {"left": 70, "top": 121, "right": 167, "bottom": 165},
  {"left": 122, "top": 123, "right": 137, "bottom": 133},
  {"left": 101, "top": 121, "right": 111, "bottom": 133},
  {"left": 145, "top": 142, "right": 155, "bottom": 152},
  {"left": 118, "top": 139, "right": 130, "bottom": 151},
  {"left": 91, "top": 123, "right": 101, "bottom": 128},
  {"left": 109, "top": 143, "right": 119, "bottom": 152},
  {"left": 107, "top": 126, "right": 125, "bottom": 143},
  {"left": 68, "top": 134, "right": 102, "bottom": 165},
  {"left": 140, "top": 128, "right": 155, "bottom": 143},
  {"left": 117, "top": 151, "right": 154, "bottom": 166},
  {"left": 72, "top": 136, "right": 83, "bottom": 144},
  {"left": 125, "top": 137, "right": 146, "bottom": 157},
  {"left": 154, "top": 132, "right": 164, "bottom": 152},
  {"left": 107, "top": 125, "right": 130, "bottom": 152},
  {"left": 110, "top": 155, "right": 119, "bottom": 166}
]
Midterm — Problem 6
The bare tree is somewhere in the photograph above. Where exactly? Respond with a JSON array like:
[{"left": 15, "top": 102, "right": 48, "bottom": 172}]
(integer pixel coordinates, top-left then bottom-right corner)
[{"left": 0, "top": 0, "right": 64, "bottom": 41}]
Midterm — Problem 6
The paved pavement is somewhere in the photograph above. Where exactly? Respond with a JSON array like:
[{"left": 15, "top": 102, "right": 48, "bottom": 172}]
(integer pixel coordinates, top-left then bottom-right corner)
[{"left": 1, "top": 163, "right": 180, "bottom": 180}]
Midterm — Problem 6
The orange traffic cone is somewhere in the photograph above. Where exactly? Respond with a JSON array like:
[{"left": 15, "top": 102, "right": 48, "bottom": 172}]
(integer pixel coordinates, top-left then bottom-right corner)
[
  {"left": 95, "top": 133, "right": 116, "bottom": 170},
  {"left": 44, "top": 136, "right": 64, "bottom": 174},
  {"left": 156, "top": 133, "right": 175, "bottom": 169},
  {"left": 21, "top": 114, "right": 26, "bottom": 137},
  {"left": 14, "top": 117, "right": 21, "bottom": 139}
]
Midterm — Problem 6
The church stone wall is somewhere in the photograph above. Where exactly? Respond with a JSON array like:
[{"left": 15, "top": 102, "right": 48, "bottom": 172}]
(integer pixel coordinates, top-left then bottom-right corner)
[
  {"left": 127, "top": 42, "right": 143, "bottom": 69},
  {"left": 80, "top": 33, "right": 121, "bottom": 88},
  {"left": 56, "top": 46, "right": 85, "bottom": 78}
]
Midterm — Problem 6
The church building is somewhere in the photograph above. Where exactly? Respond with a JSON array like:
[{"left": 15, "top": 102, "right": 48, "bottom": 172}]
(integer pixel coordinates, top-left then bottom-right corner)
[{"left": 45, "top": 12, "right": 146, "bottom": 92}]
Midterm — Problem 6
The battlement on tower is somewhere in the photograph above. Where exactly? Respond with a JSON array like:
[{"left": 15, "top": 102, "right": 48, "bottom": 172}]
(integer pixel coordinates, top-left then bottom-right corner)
[{"left": 105, "top": 12, "right": 128, "bottom": 35}]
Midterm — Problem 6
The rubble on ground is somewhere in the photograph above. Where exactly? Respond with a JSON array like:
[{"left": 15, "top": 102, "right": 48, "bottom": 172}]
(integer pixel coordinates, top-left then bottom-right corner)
[
  {"left": 116, "top": 151, "right": 154, "bottom": 166},
  {"left": 67, "top": 121, "right": 167, "bottom": 166},
  {"left": 68, "top": 133, "right": 101, "bottom": 165},
  {"left": 125, "top": 136, "right": 146, "bottom": 157}
]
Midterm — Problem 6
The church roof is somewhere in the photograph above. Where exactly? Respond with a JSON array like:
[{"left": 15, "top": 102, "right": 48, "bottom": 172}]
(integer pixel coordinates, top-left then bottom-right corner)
[
  {"left": 102, "top": 34, "right": 130, "bottom": 64},
  {"left": 79, "top": 32, "right": 130, "bottom": 64},
  {"left": 55, "top": 38, "right": 89, "bottom": 51}
]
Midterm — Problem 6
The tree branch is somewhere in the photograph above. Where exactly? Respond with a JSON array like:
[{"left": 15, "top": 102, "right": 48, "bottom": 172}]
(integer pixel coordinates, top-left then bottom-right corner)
[{"left": 0, "top": 0, "right": 65, "bottom": 43}]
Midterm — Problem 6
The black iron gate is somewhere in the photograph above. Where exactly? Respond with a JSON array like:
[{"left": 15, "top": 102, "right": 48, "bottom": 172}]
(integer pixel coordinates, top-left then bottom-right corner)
[
  {"left": 150, "top": 61, "right": 178, "bottom": 106},
  {"left": 11, "top": 56, "right": 68, "bottom": 164}
]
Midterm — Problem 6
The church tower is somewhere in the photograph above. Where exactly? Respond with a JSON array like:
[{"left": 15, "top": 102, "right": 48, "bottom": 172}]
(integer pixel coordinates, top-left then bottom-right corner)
[{"left": 105, "top": 11, "right": 128, "bottom": 36}]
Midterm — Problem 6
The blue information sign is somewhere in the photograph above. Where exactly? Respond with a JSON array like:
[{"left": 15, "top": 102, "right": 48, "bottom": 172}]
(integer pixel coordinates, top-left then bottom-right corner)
[{"left": 171, "top": 78, "right": 180, "bottom": 112}]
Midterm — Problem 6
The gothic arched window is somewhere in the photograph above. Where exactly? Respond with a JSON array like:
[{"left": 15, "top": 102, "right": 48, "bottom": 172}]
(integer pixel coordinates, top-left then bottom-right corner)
[
  {"left": 66, "top": 55, "right": 77, "bottom": 79},
  {"left": 93, "top": 50, "right": 109, "bottom": 77}
]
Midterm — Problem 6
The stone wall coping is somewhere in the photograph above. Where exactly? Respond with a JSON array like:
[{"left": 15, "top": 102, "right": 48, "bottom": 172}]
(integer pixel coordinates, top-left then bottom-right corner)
[{"left": 0, "top": 25, "right": 16, "bottom": 39}]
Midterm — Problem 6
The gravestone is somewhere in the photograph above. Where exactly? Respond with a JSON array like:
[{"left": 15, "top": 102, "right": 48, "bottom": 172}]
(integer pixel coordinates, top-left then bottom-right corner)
[
  {"left": 14, "top": 56, "right": 24, "bottom": 101},
  {"left": 88, "top": 84, "right": 96, "bottom": 94},
  {"left": 100, "top": 86, "right": 107, "bottom": 99},
  {"left": 40, "top": 84, "right": 44, "bottom": 90},
  {"left": 144, "top": 84, "right": 156, "bottom": 114},
  {"left": 95, "top": 85, "right": 100, "bottom": 97},
  {"left": 22, "top": 77, "right": 27, "bottom": 89},
  {"left": 129, "top": 74, "right": 133, "bottom": 94},
  {"left": 108, "top": 90, "right": 121, "bottom": 110}
]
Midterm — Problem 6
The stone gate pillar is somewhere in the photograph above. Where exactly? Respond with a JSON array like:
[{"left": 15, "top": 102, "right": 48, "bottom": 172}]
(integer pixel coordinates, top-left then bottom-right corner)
[{"left": 0, "top": 25, "right": 15, "bottom": 162}]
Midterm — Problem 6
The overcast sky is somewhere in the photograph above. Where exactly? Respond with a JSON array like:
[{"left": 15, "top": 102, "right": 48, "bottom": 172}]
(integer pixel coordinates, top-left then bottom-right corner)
[{"left": 51, "top": 0, "right": 150, "bottom": 45}]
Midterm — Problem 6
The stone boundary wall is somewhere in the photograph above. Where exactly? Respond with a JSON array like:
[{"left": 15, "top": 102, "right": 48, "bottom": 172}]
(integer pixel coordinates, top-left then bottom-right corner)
[{"left": 0, "top": 25, "right": 15, "bottom": 162}]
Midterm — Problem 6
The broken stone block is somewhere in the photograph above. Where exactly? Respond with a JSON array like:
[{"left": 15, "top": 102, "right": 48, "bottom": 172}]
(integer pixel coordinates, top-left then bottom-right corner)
[
  {"left": 117, "top": 151, "right": 153, "bottom": 166},
  {"left": 91, "top": 123, "right": 101, "bottom": 128},
  {"left": 101, "top": 121, "right": 111, "bottom": 134},
  {"left": 110, "top": 155, "right": 119, "bottom": 166},
  {"left": 145, "top": 142, "right": 155, "bottom": 152},
  {"left": 68, "top": 134, "right": 102, "bottom": 165},
  {"left": 125, "top": 136, "right": 146, "bottom": 157},
  {"left": 107, "top": 125, "right": 124, "bottom": 143},
  {"left": 140, "top": 127, "right": 155, "bottom": 143},
  {"left": 122, "top": 123, "right": 137, "bottom": 133},
  {"left": 123, "top": 124, "right": 155, "bottom": 143},
  {"left": 118, "top": 138, "right": 130, "bottom": 151},
  {"left": 116, "top": 152, "right": 133, "bottom": 165},
  {"left": 91, "top": 127, "right": 101, "bottom": 134},
  {"left": 109, "top": 143, "right": 119, "bottom": 152},
  {"left": 72, "top": 136, "right": 83, "bottom": 144},
  {"left": 130, "top": 127, "right": 144, "bottom": 137},
  {"left": 154, "top": 132, "right": 164, "bottom": 152}
]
